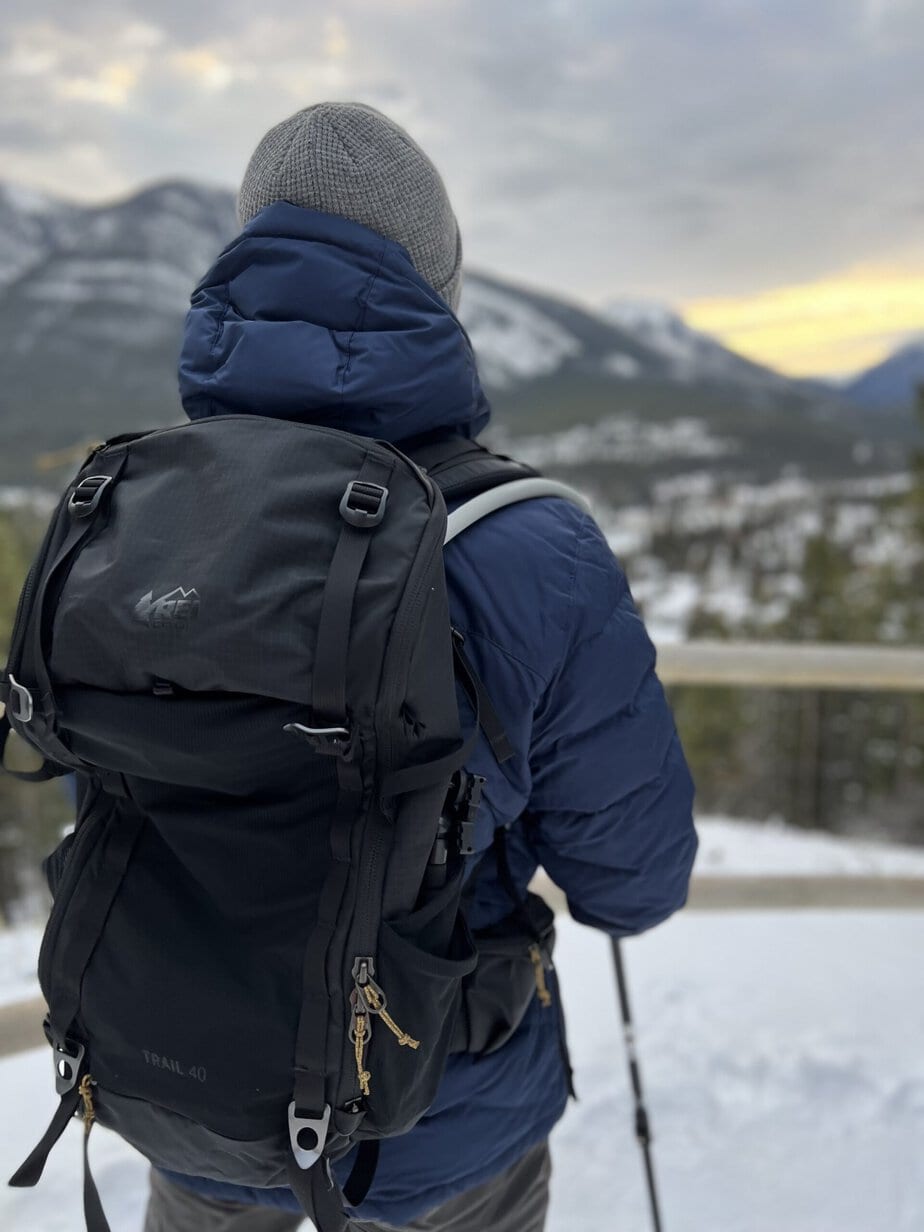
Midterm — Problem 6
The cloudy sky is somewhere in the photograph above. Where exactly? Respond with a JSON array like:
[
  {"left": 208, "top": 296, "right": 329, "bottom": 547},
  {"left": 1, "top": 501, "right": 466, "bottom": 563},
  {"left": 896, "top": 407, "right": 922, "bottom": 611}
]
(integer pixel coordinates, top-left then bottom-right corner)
[{"left": 3, "top": 0, "right": 923, "bottom": 376}]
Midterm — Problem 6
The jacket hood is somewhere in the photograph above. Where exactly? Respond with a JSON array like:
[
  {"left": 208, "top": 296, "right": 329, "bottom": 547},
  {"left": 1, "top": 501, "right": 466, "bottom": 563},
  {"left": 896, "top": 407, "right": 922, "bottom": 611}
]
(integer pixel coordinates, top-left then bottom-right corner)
[{"left": 178, "top": 202, "right": 490, "bottom": 442}]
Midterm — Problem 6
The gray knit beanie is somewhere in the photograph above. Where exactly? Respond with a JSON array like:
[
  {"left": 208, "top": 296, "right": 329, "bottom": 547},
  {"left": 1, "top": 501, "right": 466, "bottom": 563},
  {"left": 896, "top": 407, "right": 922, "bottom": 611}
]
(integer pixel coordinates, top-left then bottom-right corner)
[{"left": 238, "top": 102, "right": 463, "bottom": 312}]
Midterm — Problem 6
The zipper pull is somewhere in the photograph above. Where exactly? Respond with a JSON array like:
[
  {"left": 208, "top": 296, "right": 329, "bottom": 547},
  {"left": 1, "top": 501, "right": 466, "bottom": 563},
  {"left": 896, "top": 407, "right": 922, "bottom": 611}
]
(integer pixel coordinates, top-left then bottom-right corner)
[
  {"left": 353, "top": 957, "right": 421, "bottom": 1051},
  {"left": 349, "top": 990, "right": 372, "bottom": 1097},
  {"left": 528, "top": 944, "right": 553, "bottom": 1008},
  {"left": 78, "top": 1073, "right": 96, "bottom": 1136}
]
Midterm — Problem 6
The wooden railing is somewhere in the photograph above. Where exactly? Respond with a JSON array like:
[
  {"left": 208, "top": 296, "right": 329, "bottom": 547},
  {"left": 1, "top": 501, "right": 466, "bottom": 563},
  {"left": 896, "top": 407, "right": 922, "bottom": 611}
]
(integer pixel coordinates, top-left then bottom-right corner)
[{"left": 656, "top": 640, "right": 924, "bottom": 692}]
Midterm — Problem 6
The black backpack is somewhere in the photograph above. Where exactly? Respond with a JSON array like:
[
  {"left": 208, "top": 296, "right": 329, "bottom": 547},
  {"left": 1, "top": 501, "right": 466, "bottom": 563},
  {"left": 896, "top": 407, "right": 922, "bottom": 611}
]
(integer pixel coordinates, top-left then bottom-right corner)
[{"left": 1, "top": 417, "right": 585, "bottom": 1232}]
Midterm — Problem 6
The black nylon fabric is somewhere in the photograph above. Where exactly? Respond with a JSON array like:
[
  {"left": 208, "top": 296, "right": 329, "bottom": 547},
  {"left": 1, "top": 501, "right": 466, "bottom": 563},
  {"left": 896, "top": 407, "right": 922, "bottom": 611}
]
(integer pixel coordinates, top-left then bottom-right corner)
[
  {"left": 47, "top": 418, "right": 429, "bottom": 712},
  {"left": 4, "top": 416, "right": 538, "bottom": 1232}
]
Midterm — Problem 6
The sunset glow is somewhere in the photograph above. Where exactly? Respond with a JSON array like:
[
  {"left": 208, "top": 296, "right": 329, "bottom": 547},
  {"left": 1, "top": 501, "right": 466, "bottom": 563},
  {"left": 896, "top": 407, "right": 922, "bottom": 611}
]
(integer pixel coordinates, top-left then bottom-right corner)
[{"left": 685, "top": 263, "right": 924, "bottom": 378}]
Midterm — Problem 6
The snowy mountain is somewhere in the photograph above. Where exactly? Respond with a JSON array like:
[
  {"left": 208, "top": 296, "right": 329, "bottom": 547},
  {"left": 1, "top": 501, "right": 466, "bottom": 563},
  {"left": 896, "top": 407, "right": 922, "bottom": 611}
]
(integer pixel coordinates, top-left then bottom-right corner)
[
  {"left": 844, "top": 338, "right": 924, "bottom": 412},
  {"left": 0, "top": 177, "right": 907, "bottom": 487},
  {"left": 460, "top": 277, "right": 808, "bottom": 404},
  {"left": 0, "top": 180, "right": 236, "bottom": 356},
  {"left": 459, "top": 273, "right": 672, "bottom": 390},
  {"left": 0, "top": 180, "right": 238, "bottom": 476},
  {"left": 605, "top": 298, "right": 791, "bottom": 396},
  {"left": 0, "top": 184, "right": 79, "bottom": 286}
]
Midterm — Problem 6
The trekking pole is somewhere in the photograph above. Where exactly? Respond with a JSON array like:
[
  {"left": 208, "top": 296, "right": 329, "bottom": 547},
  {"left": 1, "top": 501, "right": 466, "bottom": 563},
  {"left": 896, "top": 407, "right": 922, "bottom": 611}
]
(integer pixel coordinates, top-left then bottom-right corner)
[{"left": 611, "top": 936, "right": 663, "bottom": 1232}]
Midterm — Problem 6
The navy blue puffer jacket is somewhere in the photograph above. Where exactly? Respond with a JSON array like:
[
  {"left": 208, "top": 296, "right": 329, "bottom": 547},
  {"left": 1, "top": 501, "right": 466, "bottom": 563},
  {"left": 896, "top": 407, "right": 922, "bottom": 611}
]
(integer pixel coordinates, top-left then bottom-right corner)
[{"left": 168, "top": 203, "right": 697, "bottom": 1225}]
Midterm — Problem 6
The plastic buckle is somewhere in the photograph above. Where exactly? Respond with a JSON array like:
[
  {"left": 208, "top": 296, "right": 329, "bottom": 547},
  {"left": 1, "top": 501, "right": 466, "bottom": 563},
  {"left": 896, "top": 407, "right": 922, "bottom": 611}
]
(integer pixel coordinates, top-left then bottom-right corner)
[
  {"left": 340, "top": 481, "right": 388, "bottom": 528},
  {"left": 46, "top": 1024, "right": 86, "bottom": 1095},
  {"left": 68, "top": 474, "right": 113, "bottom": 519},
  {"left": 457, "top": 773, "right": 484, "bottom": 856},
  {"left": 446, "top": 770, "right": 484, "bottom": 856},
  {"left": 7, "top": 673, "right": 33, "bottom": 724},
  {"left": 283, "top": 721, "right": 352, "bottom": 759},
  {"left": 287, "top": 1101, "right": 331, "bottom": 1170}
]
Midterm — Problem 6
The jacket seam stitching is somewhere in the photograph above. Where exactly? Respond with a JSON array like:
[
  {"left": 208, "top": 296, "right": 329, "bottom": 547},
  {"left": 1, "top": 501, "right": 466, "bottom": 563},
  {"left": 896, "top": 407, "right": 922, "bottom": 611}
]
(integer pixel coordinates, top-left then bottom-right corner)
[
  {"left": 339, "top": 240, "right": 388, "bottom": 401},
  {"left": 210, "top": 284, "right": 231, "bottom": 355},
  {"left": 452, "top": 626, "right": 551, "bottom": 688}
]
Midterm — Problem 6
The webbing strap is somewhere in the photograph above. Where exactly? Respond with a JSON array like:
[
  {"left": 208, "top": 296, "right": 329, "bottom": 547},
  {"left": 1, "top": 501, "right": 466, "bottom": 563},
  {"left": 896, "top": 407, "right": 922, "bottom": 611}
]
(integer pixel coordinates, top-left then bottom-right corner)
[
  {"left": 379, "top": 638, "right": 489, "bottom": 798},
  {"left": 8, "top": 1087, "right": 81, "bottom": 1188},
  {"left": 343, "top": 1140, "right": 380, "bottom": 1207},
  {"left": 312, "top": 455, "right": 395, "bottom": 726},
  {"left": 17, "top": 449, "right": 127, "bottom": 773},
  {"left": 380, "top": 727, "right": 477, "bottom": 799},
  {"left": 292, "top": 772, "right": 362, "bottom": 1120},
  {"left": 8, "top": 1081, "right": 113, "bottom": 1230},
  {"left": 286, "top": 1156, "right": 349, "bottom": 1232},
  {"left": 493, "top": 826, "right": 543, "bottom": 940},
  {"left": 83, "top": 1125, "right": 111, "bottom": 1232},
  {"left": 291, "top": 456, "right": 395, "bottom": 1122},
  {"left": 452, "top": 639, "right": 514, "bottom": 765},
  {"left": 46, "top": 800, "right": 144, "bottom": 1044},
  {"left": 0, "top": 711, "right": 60, "bottom": 782}
]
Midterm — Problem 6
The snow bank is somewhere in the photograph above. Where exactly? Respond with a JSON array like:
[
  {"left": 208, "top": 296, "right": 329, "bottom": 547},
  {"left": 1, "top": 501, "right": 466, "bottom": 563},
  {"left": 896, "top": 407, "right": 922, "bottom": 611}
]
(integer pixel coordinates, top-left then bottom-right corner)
[
  {"left": 551, "top": 910, "right": 924, "bottom": 1232},
  {"left": 0, "top": 926, "right": 43, "bottom": 1009},
  {"left": 695, "top": 816, "right": 924, "bottom": 878},
  {"left": 1, "top": 911, "right": 921, "bottom": 1231}
]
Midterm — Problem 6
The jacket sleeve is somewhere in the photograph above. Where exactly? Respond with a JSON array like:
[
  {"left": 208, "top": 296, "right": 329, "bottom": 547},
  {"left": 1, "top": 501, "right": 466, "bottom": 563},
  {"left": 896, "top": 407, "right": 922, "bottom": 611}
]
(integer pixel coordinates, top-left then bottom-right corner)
[{"left": 526, "top": 514, "right": 697, "bottom": 936}]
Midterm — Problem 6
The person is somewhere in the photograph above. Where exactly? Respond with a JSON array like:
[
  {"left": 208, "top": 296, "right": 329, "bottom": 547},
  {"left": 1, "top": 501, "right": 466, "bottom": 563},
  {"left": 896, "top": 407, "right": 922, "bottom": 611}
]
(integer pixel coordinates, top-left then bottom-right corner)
[{"left": 145, "top": 101, "right": 697, "bottom": 1232}]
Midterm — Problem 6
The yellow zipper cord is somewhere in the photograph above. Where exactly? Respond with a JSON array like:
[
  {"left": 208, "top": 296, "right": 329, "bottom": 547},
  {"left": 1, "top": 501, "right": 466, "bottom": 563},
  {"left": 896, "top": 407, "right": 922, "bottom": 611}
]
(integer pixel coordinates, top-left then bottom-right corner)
[
  {"left": 78, "top": 1073, "right": 96, "bottom": 1134},
  {"left": 353, "top": 1011, "right": 372, "bottom": 1097},
  {"left": 528, "top": 945, "right": 553, "bottom": 1008},
  {"left": 362, "top": 986, "right": 420, "bottom": 1050}
]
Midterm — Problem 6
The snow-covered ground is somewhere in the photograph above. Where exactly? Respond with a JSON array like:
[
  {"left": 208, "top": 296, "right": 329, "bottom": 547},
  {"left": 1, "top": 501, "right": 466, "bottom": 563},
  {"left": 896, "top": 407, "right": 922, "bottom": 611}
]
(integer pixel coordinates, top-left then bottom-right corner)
[
  {"left": 695, "top": 816, "right": 924, "bottom": 877},
  {"left": 0, "top": 925, "right": 43, "bottom": 1008},
  {"left": 551, "top": 910, "right": 924, "bottom": 1232},
  {"left": 1, "top": 821, "right": 923, "bottom": 1230}
]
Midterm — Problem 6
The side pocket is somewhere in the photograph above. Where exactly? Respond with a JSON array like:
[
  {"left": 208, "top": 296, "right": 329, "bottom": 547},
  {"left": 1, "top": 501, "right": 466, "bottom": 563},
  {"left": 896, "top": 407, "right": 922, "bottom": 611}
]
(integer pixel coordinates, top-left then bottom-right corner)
[
  {"left": 42, "top": 831, "right": 76, "bottom": 898},
  {"left": 36, "top": 785, "right": 112, "bottom": 996},
  {"left": 355, "top": 869, "right": 476, "bottom": 1137},
  {"left": 452, "top": 893, "right": 558, "bottom": 1056}
]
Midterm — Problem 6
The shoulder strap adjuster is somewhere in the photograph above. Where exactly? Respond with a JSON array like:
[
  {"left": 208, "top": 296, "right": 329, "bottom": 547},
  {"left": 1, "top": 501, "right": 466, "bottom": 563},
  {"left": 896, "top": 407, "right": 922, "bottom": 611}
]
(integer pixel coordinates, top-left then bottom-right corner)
[
  {"left": 340, "top": 481, "right": 388, "bottom": 528},
  {"left": 68, "top": 475, "right": 114, "bottom": 519}
]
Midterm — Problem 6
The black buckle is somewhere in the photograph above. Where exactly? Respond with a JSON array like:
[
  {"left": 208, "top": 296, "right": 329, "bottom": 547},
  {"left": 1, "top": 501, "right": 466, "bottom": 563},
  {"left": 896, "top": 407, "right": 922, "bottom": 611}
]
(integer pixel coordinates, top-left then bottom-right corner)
[
  {"left": 283, "top": 721, "right": 353, "bottom": 759},
  {"left": 68, "top": 474, "right": 113, "bottom": 519},
  {"left": 445, "top": 770, "right": 484, "bottom": 856},
  {"left": 340, "top": 481, "right": 388, "bottom": 528},
  {"left": 455, "top": 771, "right": 484, "bottom": 855}
]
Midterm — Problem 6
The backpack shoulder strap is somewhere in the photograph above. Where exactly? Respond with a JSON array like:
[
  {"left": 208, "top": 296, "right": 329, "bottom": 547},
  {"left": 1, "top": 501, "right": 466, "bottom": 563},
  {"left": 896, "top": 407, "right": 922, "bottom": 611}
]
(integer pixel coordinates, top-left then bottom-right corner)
[
  {"left": 445, "top": 477, "right": 590, "bottom": 545},
  {"left": 404, "top": 435, "right": 589, "bottom": 545},
  {"left": 407, "top": 435, "right": 540, "bottom": 503}
]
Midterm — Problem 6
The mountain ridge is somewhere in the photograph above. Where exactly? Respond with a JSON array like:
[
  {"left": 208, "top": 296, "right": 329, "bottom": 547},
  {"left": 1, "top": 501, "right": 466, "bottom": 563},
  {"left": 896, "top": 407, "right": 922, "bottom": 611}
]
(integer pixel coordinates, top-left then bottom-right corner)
[{"left": 0, "top": 177, "right": 915, "bottom": 490}]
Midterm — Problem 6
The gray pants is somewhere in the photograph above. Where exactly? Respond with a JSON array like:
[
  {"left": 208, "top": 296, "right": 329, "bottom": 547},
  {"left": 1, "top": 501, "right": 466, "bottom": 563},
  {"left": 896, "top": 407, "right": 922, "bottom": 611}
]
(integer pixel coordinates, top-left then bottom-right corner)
[{"left": 143, "top": 1142, "right": 550, "bottom": 1232}]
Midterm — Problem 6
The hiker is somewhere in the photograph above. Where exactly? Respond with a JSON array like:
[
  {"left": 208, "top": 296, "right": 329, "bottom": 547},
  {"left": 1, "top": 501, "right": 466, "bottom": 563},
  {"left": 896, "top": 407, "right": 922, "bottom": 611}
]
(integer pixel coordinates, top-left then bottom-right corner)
[
  {"left": 3, "top": 102, "right": 696, "bottom": 1232},
  {"left": 147, "top": 103, "right": 697, "bottom": 1231}
]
